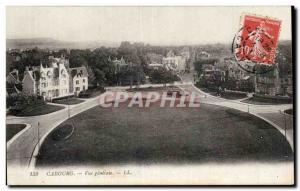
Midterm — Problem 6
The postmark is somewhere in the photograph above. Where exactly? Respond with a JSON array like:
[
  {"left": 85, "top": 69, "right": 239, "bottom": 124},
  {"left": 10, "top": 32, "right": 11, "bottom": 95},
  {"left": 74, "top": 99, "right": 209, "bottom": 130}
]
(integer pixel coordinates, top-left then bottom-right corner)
[{"left": 233, "top": 14, "right": 281, "bottom": 65}]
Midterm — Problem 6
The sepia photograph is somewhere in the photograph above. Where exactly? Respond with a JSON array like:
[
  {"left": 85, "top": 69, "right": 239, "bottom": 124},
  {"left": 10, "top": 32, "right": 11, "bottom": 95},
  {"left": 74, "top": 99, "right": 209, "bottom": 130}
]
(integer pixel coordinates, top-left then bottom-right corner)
[{"left": 5, "top": 6, "right": 295, "bottom": 185}]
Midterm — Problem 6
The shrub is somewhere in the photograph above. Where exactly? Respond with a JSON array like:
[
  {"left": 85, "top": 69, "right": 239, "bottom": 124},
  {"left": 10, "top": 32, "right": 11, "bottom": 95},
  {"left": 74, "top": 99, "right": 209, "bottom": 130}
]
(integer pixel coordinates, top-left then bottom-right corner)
[{"left": 7, "top": 93, "right": 45, "bottom": 110}]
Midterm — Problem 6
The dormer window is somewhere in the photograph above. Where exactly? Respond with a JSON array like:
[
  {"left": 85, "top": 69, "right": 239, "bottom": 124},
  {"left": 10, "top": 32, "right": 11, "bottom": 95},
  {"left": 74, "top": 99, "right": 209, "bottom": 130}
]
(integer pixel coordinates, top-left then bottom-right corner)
[
  {"left": 47, "top": 71, "right": 52, "bottom": 77},
  {"left": 61, "top": 69, "right": 66, "bottom": 78}
]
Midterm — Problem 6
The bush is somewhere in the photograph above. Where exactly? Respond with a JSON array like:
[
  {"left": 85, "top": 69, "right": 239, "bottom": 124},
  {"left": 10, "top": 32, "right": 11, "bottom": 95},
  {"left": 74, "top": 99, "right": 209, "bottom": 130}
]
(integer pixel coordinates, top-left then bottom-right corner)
[{"left": 7, "top": 93, "right": 45, "bottom": 110}]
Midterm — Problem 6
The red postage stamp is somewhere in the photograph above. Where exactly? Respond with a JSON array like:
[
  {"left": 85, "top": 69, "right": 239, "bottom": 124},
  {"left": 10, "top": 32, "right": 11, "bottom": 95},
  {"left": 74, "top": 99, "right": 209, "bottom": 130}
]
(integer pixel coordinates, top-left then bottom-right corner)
[{"left": 234, "top": 14, "right": 281, "bottom": 65}]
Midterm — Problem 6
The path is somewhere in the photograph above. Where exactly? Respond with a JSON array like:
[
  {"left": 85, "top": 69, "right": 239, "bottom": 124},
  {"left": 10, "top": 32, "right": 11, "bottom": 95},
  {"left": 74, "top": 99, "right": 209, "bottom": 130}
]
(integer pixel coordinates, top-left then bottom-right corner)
[{"left": 6, "top": 94, "right": 105, "bottom": 169}]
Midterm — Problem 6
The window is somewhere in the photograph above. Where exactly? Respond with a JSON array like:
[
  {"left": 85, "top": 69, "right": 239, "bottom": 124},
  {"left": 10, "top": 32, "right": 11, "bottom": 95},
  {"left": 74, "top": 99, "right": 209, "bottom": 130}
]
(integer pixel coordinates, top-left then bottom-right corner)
[
  {"left": 83, "top": 86, "right": 86, "bottom": 91},
  {"left": 53, "top": 81, "right": 58, "bottom": 86},
  {"left": 76, "top": 87, "right": 80, "bottom": 91},
  {"left": 47, "top": 71, "right": 52, "bottom": 77},
  {"left": 76, "top": 80, "right": 79, "bottom": 85},
  {"left": 83, "top": 79, "right": 85, "bottom": 83}
]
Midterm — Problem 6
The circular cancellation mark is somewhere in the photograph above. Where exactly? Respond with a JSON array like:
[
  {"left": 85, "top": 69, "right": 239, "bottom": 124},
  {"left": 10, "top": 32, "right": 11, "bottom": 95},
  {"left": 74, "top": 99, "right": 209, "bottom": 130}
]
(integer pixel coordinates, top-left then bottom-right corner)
[{"left": 231, "top": 25, "right": 277, "bottom": 75}]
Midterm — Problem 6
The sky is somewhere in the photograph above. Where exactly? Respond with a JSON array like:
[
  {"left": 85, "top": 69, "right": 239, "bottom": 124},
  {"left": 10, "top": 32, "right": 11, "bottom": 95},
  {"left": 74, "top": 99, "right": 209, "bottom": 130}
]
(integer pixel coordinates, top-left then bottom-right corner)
[{"left": 6, "top": 6, "right": 292, "bottom": 45}]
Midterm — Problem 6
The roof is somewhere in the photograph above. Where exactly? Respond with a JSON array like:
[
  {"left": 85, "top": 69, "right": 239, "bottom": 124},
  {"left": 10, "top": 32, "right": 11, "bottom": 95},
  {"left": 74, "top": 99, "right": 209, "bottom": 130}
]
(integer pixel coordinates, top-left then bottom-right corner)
[
  {"left": 69, "top": 66, "right": 88, "bottom": 78},
  {"left": 112, "top": 57, "right": 127, "bottom": 66}
]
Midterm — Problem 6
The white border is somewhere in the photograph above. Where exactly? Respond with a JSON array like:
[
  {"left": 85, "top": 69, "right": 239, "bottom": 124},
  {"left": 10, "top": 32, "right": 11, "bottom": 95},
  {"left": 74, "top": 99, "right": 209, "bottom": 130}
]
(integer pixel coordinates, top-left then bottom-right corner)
[{"left": 1, "top": 0, "right": 299, "bottom": 190}]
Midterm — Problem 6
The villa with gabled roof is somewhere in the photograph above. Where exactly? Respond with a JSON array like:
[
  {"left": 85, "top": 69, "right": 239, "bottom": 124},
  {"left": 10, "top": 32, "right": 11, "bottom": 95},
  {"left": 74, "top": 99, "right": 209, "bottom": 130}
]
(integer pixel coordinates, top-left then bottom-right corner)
[{"left": 22, "top": 56, "right": 88, "bottom": 100}]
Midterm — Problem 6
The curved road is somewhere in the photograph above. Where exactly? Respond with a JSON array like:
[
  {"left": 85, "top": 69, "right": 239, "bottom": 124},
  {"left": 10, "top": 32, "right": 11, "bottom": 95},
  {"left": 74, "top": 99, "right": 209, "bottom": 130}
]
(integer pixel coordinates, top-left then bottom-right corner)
[{"left": 7, "top": 95, "right": 105, "bottom": 169}]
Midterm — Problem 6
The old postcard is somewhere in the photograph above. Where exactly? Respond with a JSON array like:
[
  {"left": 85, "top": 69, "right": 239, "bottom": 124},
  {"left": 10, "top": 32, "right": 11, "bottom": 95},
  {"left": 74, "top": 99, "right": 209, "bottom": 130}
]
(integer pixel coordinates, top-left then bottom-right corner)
[{"left": 6, "top": 6, "right": 294, "bottom": 185}]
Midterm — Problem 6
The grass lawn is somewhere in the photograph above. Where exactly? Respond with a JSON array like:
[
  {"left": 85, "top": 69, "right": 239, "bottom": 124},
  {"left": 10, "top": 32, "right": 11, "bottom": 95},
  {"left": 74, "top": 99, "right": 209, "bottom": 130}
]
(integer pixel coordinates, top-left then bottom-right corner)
[
  {"left": 53, "top": 98, "right": 84, "bottom": 105},
  {"left": 285, "top": 109, "right": 293, "bottom": 115},
  {"left": 242, "top": 97, "right": 292, "bottom": 105},
  {"left": 37, "top": 101, "right": 293, "bottom": 166},
  {"left": 36, "top": 99, "right": 293, "bottom": 167},
  {"left": 6, "top": 124, "right": 26, "bottom": 142},
  {"left": 15, "top": 103, "right": 64, "bottom": 117},
  {"left": 220, "top": 92, "right": 247, "bottom": 100}
]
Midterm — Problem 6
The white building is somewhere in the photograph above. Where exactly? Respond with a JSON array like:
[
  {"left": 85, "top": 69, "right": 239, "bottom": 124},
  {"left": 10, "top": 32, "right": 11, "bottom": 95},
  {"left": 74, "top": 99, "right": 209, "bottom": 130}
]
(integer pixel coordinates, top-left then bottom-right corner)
[
  {"left": 22, "top": 56, "right": 88, "bottom": 100},
  {"left": 69, "top": 67, "right": 88, "bottom": 96},
  {"left": 180, "top": 47, "right": 190, "bottom": 61},
  {"left": 162, "top": 51, "right": 186, "bottom": 72}
]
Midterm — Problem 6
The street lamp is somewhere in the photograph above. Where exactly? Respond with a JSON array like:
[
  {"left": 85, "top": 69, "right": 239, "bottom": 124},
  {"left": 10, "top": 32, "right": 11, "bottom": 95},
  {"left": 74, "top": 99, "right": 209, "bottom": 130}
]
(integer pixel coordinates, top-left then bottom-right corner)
[{"left": 37, "top": 121, "right": 40, "bottom": 153}]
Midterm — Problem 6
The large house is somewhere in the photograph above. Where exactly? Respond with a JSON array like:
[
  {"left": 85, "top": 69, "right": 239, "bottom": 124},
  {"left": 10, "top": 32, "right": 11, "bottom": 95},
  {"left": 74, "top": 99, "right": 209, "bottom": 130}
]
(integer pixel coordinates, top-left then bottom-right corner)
[
  {"left": 162, "top": 51, "right": 186, "bottom": 72},
  {"left": 69, "top": 67, "right": 88, "bottom": 96},
  {"left": 22, "top": 56, "right": 88, "bottom": 100},
  {"left": 255, "top": 65, "right": 281, "bottom": 96}
]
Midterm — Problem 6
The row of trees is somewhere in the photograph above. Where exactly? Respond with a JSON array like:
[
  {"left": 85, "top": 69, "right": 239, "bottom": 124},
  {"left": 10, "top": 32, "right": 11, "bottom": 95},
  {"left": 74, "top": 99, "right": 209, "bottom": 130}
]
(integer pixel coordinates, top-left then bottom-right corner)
[
  {"left": 68, "top": 42, "right": 148, "bottom": 86},
  {"left": 7, "top": 41, "right": 183, "bottom": 87}
]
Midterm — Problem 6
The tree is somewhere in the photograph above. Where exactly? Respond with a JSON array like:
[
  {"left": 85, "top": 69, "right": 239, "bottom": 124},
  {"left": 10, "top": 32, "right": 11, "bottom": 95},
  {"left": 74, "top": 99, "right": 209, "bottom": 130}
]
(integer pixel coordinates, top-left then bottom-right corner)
[
  {"left": 93, "top": 68, "right": 106, "bottom": 86},
  {"left": 86, "top": 65, "right": 96, "bottom": 86},
  {"left": 149, "top": 68, "right": 179, "bottom": 86},
  {"left": 69, "top": 49, "right": 89, "bottom": 67},
  {"left": 193, "top": 61, "right": 203, "bottom": 76}
]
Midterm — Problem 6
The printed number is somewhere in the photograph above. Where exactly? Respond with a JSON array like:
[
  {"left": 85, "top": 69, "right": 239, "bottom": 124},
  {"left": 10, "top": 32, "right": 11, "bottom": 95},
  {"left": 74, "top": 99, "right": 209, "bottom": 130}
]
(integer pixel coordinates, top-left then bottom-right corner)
[{"left": 30, "top": 171, "right": 38, "bottom": 176}]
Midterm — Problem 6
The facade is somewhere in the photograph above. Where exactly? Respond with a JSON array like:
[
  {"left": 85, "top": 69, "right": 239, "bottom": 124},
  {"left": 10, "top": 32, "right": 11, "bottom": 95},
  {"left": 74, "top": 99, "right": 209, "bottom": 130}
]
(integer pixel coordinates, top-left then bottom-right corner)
[
  {"left": 69, "top": 67, "right": 88, "bottom": 96},
  {"left": 180, "top": 47, "right": 190, "bottom": 61},
  {"left": 255, "top": 65, "right": 280, "bottom": 96},
  {"left": 22, "top": 56, "right": 88, "bottom": 100},
  {"left": 162, "top": 51, "right": 186, "bottom": 72},
  {"left": 22, "top": 60, "right": 70, "bottom": 100}
]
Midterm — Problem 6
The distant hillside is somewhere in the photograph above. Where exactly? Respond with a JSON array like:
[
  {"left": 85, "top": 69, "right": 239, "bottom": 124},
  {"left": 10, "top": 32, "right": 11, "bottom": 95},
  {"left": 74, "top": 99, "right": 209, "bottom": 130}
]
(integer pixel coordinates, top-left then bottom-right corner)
[{"left": 6, "top": 38, "right": 119, "bottom": 50}]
